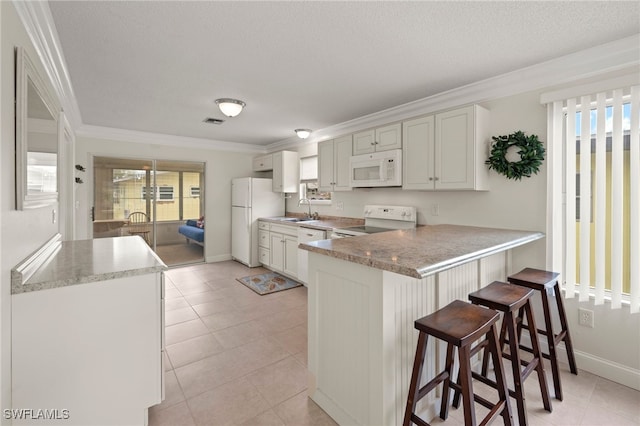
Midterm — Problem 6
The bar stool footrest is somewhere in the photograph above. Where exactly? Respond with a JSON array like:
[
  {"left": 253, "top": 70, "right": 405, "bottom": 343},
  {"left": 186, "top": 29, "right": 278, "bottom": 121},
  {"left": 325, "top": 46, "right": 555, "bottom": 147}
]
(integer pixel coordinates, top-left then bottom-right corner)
[{"left": 417, "top": 371, "right": 450, "bottom": 401}]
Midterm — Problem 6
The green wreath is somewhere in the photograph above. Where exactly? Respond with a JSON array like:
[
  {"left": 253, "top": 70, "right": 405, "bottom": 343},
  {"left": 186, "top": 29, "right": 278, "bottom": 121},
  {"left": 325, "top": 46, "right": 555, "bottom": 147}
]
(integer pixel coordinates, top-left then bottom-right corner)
[{"left": 485, "top": 131, "right": 545, "bottom": 180}]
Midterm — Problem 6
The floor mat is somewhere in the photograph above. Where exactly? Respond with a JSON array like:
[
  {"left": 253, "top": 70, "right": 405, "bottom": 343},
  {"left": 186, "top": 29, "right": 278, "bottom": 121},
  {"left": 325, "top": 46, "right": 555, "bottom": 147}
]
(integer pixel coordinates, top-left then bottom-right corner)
[{"left": 236, "top": 271, "right": 302, "bottom": 295}]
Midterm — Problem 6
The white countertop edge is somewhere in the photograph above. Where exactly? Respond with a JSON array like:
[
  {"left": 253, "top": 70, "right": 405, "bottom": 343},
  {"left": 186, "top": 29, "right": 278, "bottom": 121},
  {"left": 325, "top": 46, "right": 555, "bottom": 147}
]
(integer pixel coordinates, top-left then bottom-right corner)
[
  {"left": 414, "top": 232, "right": 544, "bottom": 278},
  {"left": 304, "top": 230, "right": 545, "bottom": 279},
  {"left": 11, "top": 236, "right": 168, "bottom": 295},
  {"left": 12, "top": 265, "right": 167, "bottom": 295}
]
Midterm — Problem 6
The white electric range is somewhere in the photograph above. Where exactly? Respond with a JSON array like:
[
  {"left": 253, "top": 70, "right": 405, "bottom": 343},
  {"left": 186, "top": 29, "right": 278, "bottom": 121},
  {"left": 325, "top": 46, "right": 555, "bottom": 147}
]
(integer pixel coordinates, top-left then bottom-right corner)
[{"left": 330, "top": 205, "right": 417, "bottom": 238}]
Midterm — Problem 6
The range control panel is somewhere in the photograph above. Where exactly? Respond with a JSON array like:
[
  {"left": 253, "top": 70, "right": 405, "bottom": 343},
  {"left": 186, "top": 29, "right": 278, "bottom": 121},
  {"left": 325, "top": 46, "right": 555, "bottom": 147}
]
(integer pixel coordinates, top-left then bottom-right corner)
[{"left": 363, "top": 205, "right": 417, "bottom": 223}]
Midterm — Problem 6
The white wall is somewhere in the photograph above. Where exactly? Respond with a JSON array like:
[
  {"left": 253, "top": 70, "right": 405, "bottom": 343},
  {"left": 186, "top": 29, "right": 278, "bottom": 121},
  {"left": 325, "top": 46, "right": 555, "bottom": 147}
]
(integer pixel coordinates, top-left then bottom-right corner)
[
  {"left": 0, "top": 1, "right": 62, "bottom": 417},
  {"left": 284, "top": 90, "right": 640, "bottom": 386},
  {"left": 74, "top": 136, "right": 256, "bottom": 263}
]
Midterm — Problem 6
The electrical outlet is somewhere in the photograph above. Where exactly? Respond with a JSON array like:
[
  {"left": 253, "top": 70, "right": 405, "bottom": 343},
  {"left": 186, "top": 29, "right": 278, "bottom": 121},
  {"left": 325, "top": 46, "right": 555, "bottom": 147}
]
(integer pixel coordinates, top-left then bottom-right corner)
[
  {"left": 431, "top": 204, "right": 439, "bottom": 216},
  {"left": 336, "top": 201, "right": 344, "bottom": 211},
  {"left": 578, "top": 308, "right": 594, "bottom": 328}
]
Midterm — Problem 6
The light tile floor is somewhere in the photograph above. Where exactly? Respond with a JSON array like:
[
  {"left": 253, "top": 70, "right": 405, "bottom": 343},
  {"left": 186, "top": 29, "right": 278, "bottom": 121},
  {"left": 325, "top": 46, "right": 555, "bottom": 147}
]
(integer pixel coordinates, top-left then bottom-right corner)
[{"left": 150, "top": 261, "right": 640, "bottom": 426}]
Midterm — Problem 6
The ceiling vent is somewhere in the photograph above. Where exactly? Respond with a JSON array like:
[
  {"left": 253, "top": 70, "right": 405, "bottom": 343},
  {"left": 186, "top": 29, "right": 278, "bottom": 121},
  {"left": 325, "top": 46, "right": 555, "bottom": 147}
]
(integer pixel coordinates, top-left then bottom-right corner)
[{"left": 202, "top": 117, "right": 225, "bottom": 125}]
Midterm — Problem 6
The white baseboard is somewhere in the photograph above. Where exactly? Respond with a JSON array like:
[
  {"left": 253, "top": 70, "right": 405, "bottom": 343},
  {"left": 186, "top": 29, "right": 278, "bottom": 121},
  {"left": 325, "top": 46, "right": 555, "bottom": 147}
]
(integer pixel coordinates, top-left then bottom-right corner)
[
  {"left": 519, "top": 334, "right": 640, "bottom": 391},
  {"left": 205, "top": 254, "right": 232, "bottom": 263},
  {"left": 570, "top": 349, "right": 640, "bottom": 391}
]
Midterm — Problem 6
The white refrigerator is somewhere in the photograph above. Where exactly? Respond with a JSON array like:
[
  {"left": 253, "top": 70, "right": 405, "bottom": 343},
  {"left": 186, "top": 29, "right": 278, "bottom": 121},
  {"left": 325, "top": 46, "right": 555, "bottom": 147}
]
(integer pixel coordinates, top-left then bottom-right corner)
[{"left": 231, "top": 177, "right": 284, "bottom": 267}]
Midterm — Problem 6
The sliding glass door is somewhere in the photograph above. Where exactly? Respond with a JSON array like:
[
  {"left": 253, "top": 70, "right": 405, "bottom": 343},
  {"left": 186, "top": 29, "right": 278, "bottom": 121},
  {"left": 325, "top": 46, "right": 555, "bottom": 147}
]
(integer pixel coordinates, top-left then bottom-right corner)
[{"left": 93, "top": 156, "right": 205, "bottom": 267}]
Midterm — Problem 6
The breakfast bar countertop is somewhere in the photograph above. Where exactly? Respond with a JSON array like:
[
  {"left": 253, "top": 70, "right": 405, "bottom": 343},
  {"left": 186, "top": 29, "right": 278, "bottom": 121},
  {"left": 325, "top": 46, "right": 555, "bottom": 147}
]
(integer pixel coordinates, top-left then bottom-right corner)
[
  {"left": 11, "top": 235, "right": 167, "bottom": 295},
  {"left": 299, "top": 224, "right": 544, "bottom": 279}
]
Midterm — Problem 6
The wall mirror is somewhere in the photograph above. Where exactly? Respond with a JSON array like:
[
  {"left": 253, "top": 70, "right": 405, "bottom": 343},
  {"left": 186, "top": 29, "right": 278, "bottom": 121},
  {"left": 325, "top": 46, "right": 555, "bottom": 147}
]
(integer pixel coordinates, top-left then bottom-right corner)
[{"left": 15, "top": 46, "right": 60, "bottom": 210}]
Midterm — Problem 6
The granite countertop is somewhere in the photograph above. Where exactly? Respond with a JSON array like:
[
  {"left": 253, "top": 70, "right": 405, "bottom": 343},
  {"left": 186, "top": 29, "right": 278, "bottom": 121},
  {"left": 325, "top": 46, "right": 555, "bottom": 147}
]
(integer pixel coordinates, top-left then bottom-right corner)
[
  {"left": 299, "top": 224, "right": 544, "bottom": 279},
  {"left": 12, "top": 236, "right": 167, "bottom": 295},
  {"left": 259, "top": 214, "right": 364, "bottom": 232}
]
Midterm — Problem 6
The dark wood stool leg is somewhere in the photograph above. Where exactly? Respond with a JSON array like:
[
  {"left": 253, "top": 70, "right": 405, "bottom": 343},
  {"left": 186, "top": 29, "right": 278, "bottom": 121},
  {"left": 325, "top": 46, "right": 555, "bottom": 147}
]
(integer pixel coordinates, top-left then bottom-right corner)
[
  {"left": 458, "top": 344, "right": 477, "bottom": 426},
  {"left": 439, "top": 343, "right": 455, "bottom": 420},
  {"left": 487, "top": 323, "right": 513, "bottom": 426},
  {"left": 481, "top": 318, "right": 508, "bottom": 377},
  {"left": 404, "top": 332, "right": 428, "bottom": 426},
  {"left": 505, "top": 309, "right": 527, "bottom": 426},
  {"left": 540, "top": 288, "right": 563, "bottom": 401},
  {"left": 553, "top": 282, "right": 578, "bottom": 375},
  {"left": 524, "top": 302, "right": 552, "bottom": 412}
]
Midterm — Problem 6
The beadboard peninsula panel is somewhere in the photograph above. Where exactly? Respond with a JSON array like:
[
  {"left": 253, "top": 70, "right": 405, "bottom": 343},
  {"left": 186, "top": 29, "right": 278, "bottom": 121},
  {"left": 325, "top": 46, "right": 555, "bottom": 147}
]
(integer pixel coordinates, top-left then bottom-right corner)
[
  {"left": 316, "top": 270, "right": 372, "bottom": 425},
  {"left": 437, "top": 260, "right": 479, "bottom": 308},
  {"left": 384, "top": 271, "right": 437, "bottom": 425},
  {"left": 479, "top": 251, "right": 509, "bottom": 287}
]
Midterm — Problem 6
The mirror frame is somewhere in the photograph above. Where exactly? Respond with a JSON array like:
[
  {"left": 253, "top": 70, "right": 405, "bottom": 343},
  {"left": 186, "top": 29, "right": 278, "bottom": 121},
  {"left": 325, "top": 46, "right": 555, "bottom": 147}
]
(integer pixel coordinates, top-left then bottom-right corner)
[{"left": 15, "top": 46, "right": 60, "bottom": 210}]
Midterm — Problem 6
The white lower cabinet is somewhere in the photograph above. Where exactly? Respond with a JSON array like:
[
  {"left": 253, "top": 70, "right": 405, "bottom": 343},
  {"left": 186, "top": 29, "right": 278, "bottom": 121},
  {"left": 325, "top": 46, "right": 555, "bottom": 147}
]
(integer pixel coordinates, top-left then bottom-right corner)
[
  {"left": 12, "top": 272, "right": 164, "bottom": 425},
  {"left": 270, "top": 232, "right": 286, "bottom": 271},
  {"left": 259, "top": 222, "right": 298, "bottom": 279},
  {"left": 283, "top": 235, "right": 299, "bottom": 278}
]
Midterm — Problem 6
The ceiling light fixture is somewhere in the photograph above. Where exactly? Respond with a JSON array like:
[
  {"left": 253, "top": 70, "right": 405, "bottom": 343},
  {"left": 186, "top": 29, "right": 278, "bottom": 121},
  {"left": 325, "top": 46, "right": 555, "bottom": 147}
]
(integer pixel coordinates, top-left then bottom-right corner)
[
  {"left": 295, "top": 129, "right": 312, "bottom": 139},
  {"left": 215, "top": 98, "right": 246, "bottom": 117}
]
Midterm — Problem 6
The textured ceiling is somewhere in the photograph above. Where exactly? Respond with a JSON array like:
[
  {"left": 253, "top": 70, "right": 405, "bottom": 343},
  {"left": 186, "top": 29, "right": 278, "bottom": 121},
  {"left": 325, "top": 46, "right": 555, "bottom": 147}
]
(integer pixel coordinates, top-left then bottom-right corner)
[{"left": 48, "top": 1, "right": 640, "bottom": 146}]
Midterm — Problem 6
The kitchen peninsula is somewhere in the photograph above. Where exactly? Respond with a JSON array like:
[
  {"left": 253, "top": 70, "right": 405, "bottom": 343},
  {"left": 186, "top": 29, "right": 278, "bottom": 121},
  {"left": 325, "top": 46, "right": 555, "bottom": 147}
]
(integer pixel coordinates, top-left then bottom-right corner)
[
  {"left": 300, "top": 224, "right": 543, "bottom": 426},
  {"left": 11, "top": 235, "right": 166, "bottom": 425}
]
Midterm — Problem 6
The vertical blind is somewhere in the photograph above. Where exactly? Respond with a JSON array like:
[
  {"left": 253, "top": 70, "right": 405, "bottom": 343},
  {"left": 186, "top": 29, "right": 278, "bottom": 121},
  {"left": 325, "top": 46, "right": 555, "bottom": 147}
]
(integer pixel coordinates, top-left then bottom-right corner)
[{"left": 550, "top": 85, "right": 639, "bottom": 313}]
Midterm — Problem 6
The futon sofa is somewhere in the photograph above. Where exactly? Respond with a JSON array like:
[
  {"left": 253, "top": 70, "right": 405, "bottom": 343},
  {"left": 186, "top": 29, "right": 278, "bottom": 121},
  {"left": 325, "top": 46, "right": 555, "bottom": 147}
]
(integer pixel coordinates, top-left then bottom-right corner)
[{"left": 178, "top": 218, "right": 204, "bottom": 245}]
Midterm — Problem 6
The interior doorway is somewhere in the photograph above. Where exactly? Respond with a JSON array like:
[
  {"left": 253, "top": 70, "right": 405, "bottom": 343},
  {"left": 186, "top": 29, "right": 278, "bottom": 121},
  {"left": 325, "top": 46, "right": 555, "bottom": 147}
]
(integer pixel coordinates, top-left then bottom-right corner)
[{"left": 92, "top": 156, "right": 205, "bottom": 267}]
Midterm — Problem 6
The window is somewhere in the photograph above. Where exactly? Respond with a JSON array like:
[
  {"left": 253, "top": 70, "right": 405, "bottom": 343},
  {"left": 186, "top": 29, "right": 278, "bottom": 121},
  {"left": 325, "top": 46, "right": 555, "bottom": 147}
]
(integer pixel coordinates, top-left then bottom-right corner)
[
  {"left": 141, "top": 186, "right": 174, "bottom": 201},
  {"left": 94, "top": 158, "right": 204, "bottom": 226},
  {"left": 300, "top": 156, "right": 331, "bottom": 202},
  {"left": 546, "top": 85, "right": 639, "bottom": 312}
]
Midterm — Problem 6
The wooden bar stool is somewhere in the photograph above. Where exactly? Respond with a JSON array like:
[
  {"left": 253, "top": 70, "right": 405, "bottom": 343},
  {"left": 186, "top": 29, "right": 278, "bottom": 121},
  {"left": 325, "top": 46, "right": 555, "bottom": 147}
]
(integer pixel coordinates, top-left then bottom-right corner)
[
  {"left": 403, "top": 300, "right": 513, "bottom": 426},
  {"left": 508, "top": 268, "right": 578, "bottom": 401},
  {"left": 457, "top": 281, "right": 552, "bottom": 426}
]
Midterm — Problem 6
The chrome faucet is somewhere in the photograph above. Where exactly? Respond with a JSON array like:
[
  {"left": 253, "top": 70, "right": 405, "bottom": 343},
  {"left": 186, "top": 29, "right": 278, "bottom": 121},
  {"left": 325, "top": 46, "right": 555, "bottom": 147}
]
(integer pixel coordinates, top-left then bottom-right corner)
[{"left": 298, "top": 197, "right": 312, "bottom": 219}]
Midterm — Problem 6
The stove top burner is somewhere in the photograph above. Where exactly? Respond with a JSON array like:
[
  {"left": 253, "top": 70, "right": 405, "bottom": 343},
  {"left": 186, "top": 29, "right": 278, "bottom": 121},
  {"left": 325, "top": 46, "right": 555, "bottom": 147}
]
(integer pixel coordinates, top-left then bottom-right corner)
[{"left": 337, "top": 226, "right": 394, "bottom": 235}]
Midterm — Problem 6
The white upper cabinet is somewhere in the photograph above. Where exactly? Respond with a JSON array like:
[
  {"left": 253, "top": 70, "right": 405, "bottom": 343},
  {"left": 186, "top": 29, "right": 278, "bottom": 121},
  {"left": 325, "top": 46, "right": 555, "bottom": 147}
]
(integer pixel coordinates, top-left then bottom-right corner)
[
  {"left": 252, "top": 154, "right": 273, "bottom": 171},
  {"left": 272, "top": 150, "right": 300, "bottom": 192},
  {"left": 403, "top": 105, "right": 490, "bottom": 191},
  {"left": 402, "top": 115, "right": 435, "bottom": 190},
  {"left": 318, "top": 135, "right": 353, "bottom": 192},
  {"left": 353, "top": 123, "right": 402, "bottom": 155}
]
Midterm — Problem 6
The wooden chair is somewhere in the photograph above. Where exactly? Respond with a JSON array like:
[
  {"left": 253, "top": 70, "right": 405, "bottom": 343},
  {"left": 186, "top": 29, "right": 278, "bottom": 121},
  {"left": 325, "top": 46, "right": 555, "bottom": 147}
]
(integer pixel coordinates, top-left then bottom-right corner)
[{"left": 127, "top": 212, "right": 151, "bottom": 245}]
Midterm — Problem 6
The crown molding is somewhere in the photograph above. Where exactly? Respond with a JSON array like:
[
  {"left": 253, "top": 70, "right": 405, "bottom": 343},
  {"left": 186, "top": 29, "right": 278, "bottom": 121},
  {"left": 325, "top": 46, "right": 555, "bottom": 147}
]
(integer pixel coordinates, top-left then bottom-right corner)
[
  {"left": 267, "top": 34, "right": 640, "bottom": 152},
  {"left": 76, "top": 125, "right": 265, "bottom": 154},
  {"left": 13, "top": 0, "right": 83, "bottom": 132}
]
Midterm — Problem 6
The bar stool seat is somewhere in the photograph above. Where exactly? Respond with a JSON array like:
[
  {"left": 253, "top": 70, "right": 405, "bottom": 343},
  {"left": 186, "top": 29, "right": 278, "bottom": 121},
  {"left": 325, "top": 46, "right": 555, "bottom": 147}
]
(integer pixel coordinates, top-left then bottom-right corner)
[
  {"left": 403, "top": 300, "right": 513, "bottom": 426},
  {"left": 456, "top": 281, "right": 552, "bottom": 426},
  {"left": 508, "top": 268, "right": 578, "bottom": 401}
]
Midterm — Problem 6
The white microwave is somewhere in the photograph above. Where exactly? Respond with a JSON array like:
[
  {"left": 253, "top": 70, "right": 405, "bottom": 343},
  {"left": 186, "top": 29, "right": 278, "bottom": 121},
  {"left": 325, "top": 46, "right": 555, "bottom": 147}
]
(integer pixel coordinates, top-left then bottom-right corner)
[{"left": 349, "top": 149, "right": 402, "bottom": 188}]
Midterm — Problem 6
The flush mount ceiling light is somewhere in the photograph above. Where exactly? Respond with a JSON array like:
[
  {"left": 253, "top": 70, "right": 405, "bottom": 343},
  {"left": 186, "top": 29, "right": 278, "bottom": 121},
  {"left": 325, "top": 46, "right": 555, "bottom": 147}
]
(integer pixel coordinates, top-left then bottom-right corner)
[
  {"left": 215, "top": 98, "right": 246, "bottom": 117},
  {"left": 295, "top": 129, "right": 312, "bottom": 139}
]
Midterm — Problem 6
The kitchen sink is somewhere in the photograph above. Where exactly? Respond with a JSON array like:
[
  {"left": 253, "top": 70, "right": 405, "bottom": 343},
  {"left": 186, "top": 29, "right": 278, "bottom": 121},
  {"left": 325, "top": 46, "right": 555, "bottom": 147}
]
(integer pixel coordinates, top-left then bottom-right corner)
[{"left": 273, "top": 217, "right": 317, "bottom": 223}]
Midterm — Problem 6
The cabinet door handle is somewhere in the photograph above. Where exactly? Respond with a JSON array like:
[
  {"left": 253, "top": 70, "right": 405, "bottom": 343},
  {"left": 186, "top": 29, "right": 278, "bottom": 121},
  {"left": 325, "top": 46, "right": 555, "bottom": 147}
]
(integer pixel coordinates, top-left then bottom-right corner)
[
  {"left": 429, "top": 177, "right": 433, "bottom": 181},
  {"left": 434, "top": 177, "right": 439, "bottom": 181}
]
